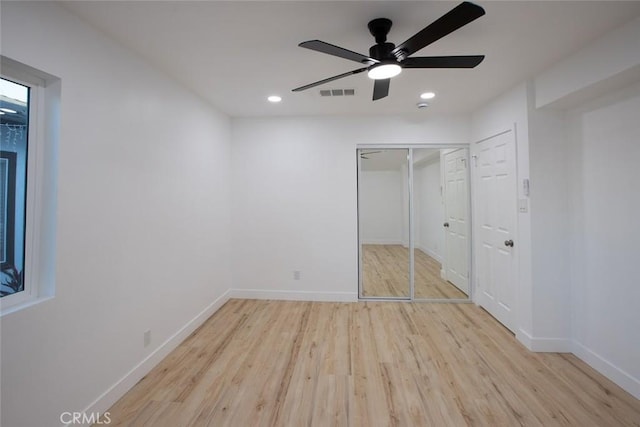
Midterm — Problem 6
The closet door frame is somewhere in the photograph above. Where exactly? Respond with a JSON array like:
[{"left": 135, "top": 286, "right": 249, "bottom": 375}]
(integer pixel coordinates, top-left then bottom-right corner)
[{"left": 357, "top": 144, "right": 472, "bottom": 302}]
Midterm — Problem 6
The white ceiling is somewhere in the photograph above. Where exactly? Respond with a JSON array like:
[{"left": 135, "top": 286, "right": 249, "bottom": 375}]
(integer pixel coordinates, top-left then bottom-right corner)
[{"left": 62, "top": 1, "right": 640, "bottom": 118}]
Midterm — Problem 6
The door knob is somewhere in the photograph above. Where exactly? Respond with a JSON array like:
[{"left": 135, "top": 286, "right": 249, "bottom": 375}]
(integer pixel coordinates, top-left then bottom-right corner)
[
  {"left": 504, "top": 239, "right": 514, "bottom": 247},
  {"left": 444, "top": 222, "right": 450, "bottom": 228}
]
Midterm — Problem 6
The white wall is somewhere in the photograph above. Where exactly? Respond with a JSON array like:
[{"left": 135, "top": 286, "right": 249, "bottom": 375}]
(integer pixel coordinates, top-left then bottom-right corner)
[
  {"left": 359, "top": 170, "right": 403, "bottom": 245},
  {"left": 567, "top": 82, "right": 640, "bottom": 398},
  {"left": 535, "top": 16, "right": 640, "bottom": 109},
  {"left": 1, "top": 3, "right": 232, "bottom": 426},
  {"left": 413, "top": 159, "right": 444, "bottom": 261},
  {"left": 230, "top": 115, "right": 469, "bottom": 300},
  {"left": 527, "top": 92, "right": 571, "bottom": 344},
  {"left": 527, "top": 14, "right": 640, "bottom": 397}
]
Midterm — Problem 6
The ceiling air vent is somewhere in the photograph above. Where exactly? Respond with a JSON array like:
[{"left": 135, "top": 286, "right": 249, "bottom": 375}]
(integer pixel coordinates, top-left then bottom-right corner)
[{"left": 319, "top": 89, "right": 355, "bottom": 97}]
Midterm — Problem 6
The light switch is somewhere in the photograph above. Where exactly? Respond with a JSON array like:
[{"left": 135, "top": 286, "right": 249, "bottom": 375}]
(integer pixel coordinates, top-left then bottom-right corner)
[
  {"left": 519, "top": 199, "right": 528, "bottom": 213},
  {"left": 523, "top": 179, "right": 530, "bottom": 196}
]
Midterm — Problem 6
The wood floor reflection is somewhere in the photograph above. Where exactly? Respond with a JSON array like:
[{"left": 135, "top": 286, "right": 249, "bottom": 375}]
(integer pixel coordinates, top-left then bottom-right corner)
[{"left": 361, "top": 244, "right": 466, "bottom": 299}]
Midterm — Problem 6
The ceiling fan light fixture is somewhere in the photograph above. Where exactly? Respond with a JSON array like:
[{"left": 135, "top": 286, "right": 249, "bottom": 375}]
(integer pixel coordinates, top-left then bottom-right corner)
[
  {"left": 293, "top": 1, "right": 486, "bottom": 100},
  {"left": 367, "top": 63, "right": 402, "bottom": 80},
  {"left": 267, "top": 95, "right": 282, "bottom": 103}
]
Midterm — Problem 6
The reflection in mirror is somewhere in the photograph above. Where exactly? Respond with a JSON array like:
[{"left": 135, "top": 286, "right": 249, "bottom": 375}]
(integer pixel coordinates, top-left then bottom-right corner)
[
  {"left": 412, "top": 148, "right": 470, "bottom": 299},
  {"left": 358, "top": 149, "right": 409, "bottom": 298}
]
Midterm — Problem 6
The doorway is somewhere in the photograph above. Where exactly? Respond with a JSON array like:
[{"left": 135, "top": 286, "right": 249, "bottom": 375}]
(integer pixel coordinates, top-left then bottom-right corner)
[
  {"left": 471, "top": 130, "right": 518, "bottom": 331},
  {"left": 357, "top": 146, "right": 471, "bottom": 301}
]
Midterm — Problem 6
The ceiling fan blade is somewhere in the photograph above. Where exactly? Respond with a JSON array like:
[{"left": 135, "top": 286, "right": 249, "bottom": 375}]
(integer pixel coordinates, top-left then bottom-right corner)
[
  {"left": 372, "top": 79, "right": 390, "bottom": 101},
  {"left": 392, "top": 2, "right": 485, "bottom": 60},
  {"left": 361, "top": 151, "right": 382, "bottom": 155},
  {"left": 292, "top": 67, "right": 368, "bottom": 92},
  {"left": 299, "top": 40, "right": 378, "bottom": 65},
  {"left": 401, "top": 55, "right": 484, "bottom": 68}
]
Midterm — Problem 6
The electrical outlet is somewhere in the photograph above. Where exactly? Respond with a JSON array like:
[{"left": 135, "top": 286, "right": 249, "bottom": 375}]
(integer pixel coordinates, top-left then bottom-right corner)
[
  {"left": 143, "top": 330, "right": 151, "bottom": 347},
  {"left": 293, "top": 270, "right": 301, "bottom": 280}
]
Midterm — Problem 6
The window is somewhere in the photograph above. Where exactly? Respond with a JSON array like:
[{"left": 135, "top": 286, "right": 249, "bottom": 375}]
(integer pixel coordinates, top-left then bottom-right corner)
[
  {"left": 0, "top": 57, "right": 59, "bottom": 314},
  {"left": 1, "top": 78, "right": 30, "bottom": 303}
]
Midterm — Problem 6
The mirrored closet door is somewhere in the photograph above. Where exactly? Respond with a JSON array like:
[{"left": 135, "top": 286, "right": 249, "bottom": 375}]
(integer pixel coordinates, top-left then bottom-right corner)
[
  {"left": 358, "top": 147, "right": 470, "bottom": 301},
  {"left": 358, "top": 149, "right": 410, "bottom": 299}
]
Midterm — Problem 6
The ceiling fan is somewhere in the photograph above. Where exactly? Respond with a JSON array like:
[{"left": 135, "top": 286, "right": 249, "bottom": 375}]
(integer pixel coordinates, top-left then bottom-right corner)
[
  {"left": 292, "top": 1, "right": 485, "bottom": 101},
  {"left": 360, "top": 150, "right": 382, "bottom": 159}
]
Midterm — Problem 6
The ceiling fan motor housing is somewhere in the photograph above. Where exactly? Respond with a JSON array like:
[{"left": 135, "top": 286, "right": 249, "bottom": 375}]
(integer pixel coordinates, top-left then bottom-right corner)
[
  {"left": 369, "top": 42, "right": 396, "bottom": 61},
  {"left": 368, "top": 18, "right": 396, "bottom": 61},
  {"left": 368, "top": 18, "right": 392, "bottom": 42}
]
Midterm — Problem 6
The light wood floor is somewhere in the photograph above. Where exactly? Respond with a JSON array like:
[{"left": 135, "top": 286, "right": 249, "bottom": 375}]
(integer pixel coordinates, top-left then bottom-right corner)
[
  {"left": 103, "top": 299, "right": 640, "bottom": 427},
  {"left": 362, "top": 244, "right": 467, "bottom": 299}
]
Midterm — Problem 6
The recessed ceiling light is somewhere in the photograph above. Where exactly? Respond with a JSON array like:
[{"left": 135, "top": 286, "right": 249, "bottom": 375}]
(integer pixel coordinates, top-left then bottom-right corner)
[
  {"left": 267, "top": 95, "right": 282, "bottom": 103},
  {"left": 0, "top": 111, "right": 4, "bottom": 115},
  {"left": 420, "top": 92, "right": 436, "bottom": 100},
  {"left": 0, "top": 107, "right": 17, "bottom": 113}
]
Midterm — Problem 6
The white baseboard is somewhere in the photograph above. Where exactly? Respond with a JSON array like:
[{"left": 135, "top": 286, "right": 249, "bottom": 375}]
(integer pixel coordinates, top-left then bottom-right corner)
[
  {"left": 516, "top": 330, "right": 640, "bottom": 398},
  {"left": 516, "top": 328, "right": 572, "bottom": 352},
  {"left": 72, "top": 289, "right": 232, "bottom": 426},
  {"left": 230, "top": 288, "right": 358, "bottom": 302},
  {"left": 572, "top": 340, "right": 640, "bottom": 399}
]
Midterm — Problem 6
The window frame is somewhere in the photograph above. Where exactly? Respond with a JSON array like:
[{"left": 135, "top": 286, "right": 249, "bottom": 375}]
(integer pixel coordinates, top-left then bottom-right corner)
[{"left": 0, "top": 62, "right": 50, "bottom": 314}]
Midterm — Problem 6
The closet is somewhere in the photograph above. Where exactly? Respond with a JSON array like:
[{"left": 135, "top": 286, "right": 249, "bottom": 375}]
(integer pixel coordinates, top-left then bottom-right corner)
[{"left": 357, "top": 147, "right": 470, "bottom": 301}]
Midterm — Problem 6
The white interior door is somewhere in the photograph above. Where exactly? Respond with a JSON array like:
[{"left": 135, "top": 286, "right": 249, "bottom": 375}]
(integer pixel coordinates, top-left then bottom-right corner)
[
  {"left": 443, "top": 149, "right": 470, "bottom": 295},
  {"left": 473, "top": 131, "right": 518, "bottom": 332}
]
